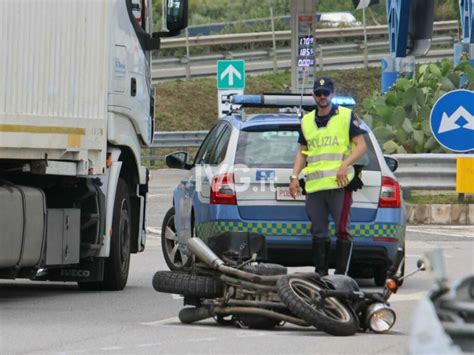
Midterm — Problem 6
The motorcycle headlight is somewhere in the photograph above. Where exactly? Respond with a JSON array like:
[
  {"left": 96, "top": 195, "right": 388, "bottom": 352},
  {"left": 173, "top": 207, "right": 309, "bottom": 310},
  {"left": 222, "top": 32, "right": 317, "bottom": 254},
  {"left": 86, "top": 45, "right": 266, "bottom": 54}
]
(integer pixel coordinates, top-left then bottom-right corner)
[{"left": 365, "top": 303, "right": 396, "bottom": 333}]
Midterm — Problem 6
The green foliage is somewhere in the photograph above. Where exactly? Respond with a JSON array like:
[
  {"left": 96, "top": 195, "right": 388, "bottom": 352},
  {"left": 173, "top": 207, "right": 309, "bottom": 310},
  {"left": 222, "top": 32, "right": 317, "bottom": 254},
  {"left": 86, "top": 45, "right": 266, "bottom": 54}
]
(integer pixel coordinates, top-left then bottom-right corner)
[{"left": 361, "top": 60, "right": 474, "bottom": 154}]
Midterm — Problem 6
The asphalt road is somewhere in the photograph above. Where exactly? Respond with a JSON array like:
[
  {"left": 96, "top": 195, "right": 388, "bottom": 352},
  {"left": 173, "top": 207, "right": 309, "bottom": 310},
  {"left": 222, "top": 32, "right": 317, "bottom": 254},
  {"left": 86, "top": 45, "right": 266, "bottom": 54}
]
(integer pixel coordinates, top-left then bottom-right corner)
[{"left": 1, "top": 170, "right": 473, "bottom": 355}]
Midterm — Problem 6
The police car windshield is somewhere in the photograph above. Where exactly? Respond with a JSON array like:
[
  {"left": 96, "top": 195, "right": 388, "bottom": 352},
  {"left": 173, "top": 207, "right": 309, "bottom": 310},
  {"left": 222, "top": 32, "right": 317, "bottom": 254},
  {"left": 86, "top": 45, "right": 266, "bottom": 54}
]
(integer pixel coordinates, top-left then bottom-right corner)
[
  {"left": 235, "top": 128, "right": 300, "bottom": 168},
  {"left": 235, "top": 126, "right": 380, "bottom": 171}
]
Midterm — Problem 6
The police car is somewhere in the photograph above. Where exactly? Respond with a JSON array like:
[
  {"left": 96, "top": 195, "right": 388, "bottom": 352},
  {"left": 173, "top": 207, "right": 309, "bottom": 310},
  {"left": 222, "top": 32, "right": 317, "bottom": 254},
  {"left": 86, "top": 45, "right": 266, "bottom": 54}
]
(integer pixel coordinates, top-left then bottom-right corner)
[{"left": 161, "top": 94, "right": 406, "bottom": 286}]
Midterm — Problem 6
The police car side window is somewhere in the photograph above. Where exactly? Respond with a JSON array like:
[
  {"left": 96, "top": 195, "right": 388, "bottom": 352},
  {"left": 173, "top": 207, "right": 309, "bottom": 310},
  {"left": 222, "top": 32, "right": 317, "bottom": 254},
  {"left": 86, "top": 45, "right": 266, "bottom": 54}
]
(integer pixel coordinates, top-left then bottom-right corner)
[
  {"left": 207, "top": 126, "right": 232, "bottom": 165},
  {"left": 357, "top": 135, "right": 380, "bottom": 171},
  {"left": 193, "top": 124, "right": 225, "bottom": 165}
]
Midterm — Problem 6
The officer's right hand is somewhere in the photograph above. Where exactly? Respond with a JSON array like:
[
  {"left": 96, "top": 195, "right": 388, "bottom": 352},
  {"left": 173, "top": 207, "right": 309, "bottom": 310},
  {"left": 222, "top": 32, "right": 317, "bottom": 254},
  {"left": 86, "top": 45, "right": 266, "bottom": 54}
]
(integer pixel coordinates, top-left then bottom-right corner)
[{"left": 289, "top": 179, "right": 300, "bottom": 199}]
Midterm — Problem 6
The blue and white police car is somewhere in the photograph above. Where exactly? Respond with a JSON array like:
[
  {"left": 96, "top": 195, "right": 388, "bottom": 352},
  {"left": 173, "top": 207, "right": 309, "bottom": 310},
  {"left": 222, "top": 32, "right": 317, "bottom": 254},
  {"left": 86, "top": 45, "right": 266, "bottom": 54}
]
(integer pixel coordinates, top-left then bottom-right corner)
[{"left": 161, "top": 94, "right": 406, "bottom": 286}]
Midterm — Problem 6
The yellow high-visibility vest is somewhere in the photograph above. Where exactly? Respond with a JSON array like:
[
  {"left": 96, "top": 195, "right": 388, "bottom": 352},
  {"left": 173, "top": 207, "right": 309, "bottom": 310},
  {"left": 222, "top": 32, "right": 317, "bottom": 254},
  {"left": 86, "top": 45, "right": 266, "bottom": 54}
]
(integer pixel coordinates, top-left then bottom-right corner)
[{"left": 301, "top": 106, "right": 354, "bottom": 193}]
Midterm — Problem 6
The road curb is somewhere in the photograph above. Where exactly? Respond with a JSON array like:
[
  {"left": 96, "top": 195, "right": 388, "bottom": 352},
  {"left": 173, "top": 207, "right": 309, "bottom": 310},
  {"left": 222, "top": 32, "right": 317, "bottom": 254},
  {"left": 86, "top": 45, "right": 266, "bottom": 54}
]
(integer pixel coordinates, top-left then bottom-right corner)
[{"left": 406, "top": 203, "right": 474, "bottom": 225}]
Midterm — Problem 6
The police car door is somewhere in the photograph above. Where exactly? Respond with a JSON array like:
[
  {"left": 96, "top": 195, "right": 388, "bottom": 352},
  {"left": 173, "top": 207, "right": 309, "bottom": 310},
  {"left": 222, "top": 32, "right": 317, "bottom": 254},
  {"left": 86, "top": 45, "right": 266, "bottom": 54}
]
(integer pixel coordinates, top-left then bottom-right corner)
[
  {"left": 197, "top": 124, "right": 233, "bottom": 218},
  {"left": 176, "top": 124, "right": 226, "bottom": 241}
]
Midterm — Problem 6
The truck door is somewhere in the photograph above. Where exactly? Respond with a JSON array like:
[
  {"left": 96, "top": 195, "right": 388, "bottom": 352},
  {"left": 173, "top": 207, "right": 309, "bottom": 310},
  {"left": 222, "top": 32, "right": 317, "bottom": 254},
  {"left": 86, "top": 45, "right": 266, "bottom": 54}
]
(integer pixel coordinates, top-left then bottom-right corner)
[{"left": 110, "top": 0, "right": 154, "bottom": 145}]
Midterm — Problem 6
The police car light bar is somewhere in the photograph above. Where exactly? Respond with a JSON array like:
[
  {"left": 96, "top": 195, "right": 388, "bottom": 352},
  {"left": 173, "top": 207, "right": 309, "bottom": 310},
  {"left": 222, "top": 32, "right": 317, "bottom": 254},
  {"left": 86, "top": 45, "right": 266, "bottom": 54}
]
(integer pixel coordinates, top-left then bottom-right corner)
[{"left": 230, "top": 94, "right": 356, "bottom": 110}]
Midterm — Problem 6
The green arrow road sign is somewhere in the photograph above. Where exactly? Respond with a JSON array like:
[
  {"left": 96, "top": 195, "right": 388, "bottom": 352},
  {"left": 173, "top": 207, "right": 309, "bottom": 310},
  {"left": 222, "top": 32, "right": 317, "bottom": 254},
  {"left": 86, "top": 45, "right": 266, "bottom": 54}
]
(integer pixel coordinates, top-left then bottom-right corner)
[{"left": 217, "top": 60, "right": 245, "bottom": 90}]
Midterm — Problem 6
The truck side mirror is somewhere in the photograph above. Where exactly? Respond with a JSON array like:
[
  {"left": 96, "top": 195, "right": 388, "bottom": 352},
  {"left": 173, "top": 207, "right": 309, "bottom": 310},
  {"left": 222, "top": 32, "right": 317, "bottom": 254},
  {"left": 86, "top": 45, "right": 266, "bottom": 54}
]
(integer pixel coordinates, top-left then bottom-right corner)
[
  {"left": 166, "top": 0, "right": 188, "bottom": 32},
  {"left": 145, "top": 0, "right": 188, "bottom": 51}
]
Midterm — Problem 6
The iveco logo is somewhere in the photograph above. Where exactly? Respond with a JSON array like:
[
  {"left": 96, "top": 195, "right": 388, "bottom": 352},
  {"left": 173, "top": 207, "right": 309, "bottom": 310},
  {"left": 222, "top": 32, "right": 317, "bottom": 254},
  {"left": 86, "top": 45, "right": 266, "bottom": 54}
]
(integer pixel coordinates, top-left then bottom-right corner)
[{"left": 60, "top": 269, "right": 91, "bottom": 278}]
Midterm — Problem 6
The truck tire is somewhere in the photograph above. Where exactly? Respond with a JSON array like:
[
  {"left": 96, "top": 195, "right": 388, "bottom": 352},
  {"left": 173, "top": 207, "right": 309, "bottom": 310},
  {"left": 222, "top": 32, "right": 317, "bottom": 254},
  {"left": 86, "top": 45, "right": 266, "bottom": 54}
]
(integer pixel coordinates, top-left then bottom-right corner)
[
  {"left": 153, "top": 271, "right": 224, "bottom": 298},
  {"left": 277, "top": 275, "right": 358, "bottom": 336},
  {"left": 78, "top": 178, "right": 131, "bottom": 291},
  {"left": 103, "top": 178, "right": 131, "bottom": 290}
]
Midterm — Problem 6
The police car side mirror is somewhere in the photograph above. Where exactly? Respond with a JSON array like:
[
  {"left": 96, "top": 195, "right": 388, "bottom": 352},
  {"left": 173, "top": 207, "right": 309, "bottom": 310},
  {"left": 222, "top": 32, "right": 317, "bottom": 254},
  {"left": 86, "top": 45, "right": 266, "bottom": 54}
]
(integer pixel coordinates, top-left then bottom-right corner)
[
  {"left": 166, "top": 151, "right": 191, "bottom": 170},
  {"left": 384, "top": 156, "right": 399, "bottom": 172}
]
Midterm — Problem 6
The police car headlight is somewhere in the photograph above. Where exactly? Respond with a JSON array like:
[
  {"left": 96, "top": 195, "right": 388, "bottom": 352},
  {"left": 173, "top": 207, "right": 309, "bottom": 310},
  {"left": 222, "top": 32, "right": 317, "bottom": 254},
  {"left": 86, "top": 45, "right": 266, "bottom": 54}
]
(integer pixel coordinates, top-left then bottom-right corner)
[{"left": 365, "top": 303, "right": 396, "bottom": 333}]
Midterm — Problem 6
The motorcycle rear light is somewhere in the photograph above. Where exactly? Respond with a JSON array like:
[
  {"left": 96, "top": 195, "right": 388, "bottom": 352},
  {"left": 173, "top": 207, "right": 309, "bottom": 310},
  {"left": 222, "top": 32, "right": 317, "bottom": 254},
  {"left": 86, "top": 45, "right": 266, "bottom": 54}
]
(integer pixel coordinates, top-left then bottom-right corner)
[
  {"left": 379, "top": 176, "right": 401, "bottom": 208},
  {"left": 211, "top": 173, "right": 237, "bottom": 205}
]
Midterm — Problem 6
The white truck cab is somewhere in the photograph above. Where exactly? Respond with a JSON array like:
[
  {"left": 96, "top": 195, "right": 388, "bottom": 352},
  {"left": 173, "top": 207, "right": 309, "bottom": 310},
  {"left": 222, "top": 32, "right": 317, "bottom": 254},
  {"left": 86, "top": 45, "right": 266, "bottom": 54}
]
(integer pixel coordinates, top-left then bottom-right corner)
[{"left": 0, "top": 0, "right": 188, "bottom": 290}]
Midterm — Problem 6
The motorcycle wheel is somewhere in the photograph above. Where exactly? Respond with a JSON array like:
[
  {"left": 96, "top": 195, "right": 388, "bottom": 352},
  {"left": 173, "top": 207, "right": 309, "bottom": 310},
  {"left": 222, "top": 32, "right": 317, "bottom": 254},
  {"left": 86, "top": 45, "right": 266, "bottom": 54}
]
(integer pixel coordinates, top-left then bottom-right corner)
[
  {"left": 277, "top": 275, "right": 358, "bottom": 336},
  {"left": 152, "top": 271, "right": 224, "bottom": 298}
]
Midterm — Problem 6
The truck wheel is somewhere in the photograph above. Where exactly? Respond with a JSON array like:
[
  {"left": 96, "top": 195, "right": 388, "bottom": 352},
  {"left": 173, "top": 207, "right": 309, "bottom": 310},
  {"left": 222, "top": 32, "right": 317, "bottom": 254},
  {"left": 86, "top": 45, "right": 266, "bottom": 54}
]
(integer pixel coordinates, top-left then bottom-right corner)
[
  {"left": 78, "top": 179, "right": 131, "bottom": 291},
  {"left": 152, "top": 271, "right": 224, "bottom": 298},
  {"left": 161, "top": 207, "right": 191, "bottom": 271},
  {"left": 374, "top": 267, "right": 387, "bottom": 287},
  {"left": 103, "top": 178, "right": 131, "bottom": 290}
]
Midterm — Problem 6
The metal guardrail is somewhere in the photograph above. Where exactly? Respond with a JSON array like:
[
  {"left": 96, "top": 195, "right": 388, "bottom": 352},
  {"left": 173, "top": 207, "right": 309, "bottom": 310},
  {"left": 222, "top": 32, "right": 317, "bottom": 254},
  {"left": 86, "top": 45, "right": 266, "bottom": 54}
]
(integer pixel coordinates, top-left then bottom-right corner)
[
  {"left": 158, "top": 21, "right": 458, "bottom": 49},
  {"left": 152, "top": 48, "right": 454, "bottom": 81},
  {"left": 154, "top": 36, "right": 454, "bottom": 67},
  {"left": 145, "top": 134, "right": 470, "bottom": 194},
  {"left": 152, "top": 131, "right": 208, "bottom": 148},
  {"left": 152, "top": 21, "right": 458, "bottom": 81},
  {"left": 392, "top": 154, "right": 470, "bottom": 192}
]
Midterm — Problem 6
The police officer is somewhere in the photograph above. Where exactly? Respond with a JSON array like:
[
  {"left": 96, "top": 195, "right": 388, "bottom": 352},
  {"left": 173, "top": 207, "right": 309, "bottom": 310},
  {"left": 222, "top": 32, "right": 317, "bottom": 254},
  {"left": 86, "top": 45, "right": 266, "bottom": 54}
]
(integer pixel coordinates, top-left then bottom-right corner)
[{"left": 289, "top": 77, "right": 367, "bottom": 276}]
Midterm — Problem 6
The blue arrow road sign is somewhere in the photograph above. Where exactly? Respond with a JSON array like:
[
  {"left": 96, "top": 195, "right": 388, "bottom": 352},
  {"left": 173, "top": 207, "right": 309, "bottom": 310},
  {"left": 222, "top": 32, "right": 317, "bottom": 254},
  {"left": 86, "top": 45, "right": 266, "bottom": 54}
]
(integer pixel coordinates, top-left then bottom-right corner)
[{"left": 430, "top": 89, "right": 474, "bottom": 152}]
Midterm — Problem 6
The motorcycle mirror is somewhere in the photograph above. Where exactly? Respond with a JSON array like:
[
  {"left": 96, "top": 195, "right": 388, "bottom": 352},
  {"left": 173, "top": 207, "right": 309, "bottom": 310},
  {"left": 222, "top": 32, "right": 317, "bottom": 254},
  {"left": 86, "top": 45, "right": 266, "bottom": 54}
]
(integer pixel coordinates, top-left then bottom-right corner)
[{"left": 416, "top": 259, "right": 426, "bottom": 271}]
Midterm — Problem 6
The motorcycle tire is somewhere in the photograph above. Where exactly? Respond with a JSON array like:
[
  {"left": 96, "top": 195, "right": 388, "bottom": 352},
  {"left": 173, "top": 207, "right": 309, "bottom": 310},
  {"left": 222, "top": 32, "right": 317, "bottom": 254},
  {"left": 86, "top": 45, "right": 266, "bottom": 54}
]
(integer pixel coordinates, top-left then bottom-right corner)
[
  {"left": 152, "top": 271, "right": 224, "bottom": 298},
  {"left": 277, "top": 275, "right": 358, "bottom": 336},
  {"left": 242, "top": 263, "right": 287, "bottom": 276},
  {"left": 234, "top": 314, "right": 281, "bottom": 329}
]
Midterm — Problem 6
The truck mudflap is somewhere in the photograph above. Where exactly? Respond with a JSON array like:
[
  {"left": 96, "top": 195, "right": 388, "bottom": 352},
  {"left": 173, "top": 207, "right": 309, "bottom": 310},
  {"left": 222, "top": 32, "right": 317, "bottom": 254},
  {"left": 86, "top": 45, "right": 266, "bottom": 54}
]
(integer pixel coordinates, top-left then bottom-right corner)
[{"left": 43, "top": 259, "right": 105, "bottom": 282}]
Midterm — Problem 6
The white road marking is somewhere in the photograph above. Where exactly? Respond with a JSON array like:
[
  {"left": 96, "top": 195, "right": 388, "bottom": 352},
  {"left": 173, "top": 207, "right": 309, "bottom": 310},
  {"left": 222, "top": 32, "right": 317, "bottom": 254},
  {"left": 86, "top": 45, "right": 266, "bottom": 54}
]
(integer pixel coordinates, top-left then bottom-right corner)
[
  {"left": 187, "top": 336, "right": 217, "bottom": 343},
  {"left": 100, "top": 347, "right": 123, "bottom": 351},
  {"left": 149, "top": 193, "right": 172, "bottom": 198},
  {"left": 140, "top": 316, "right": 180, "bottom": 326},
  {"left": 390, "top": 291, "right": 426, "bottom": 302},
  {"left": 406, "top": 227, "right": 474, "bottom": 238},
  {"left": 146, "top": 227, "right": 161, "bottom": 235},
  {"left": 172, "top": 294, "right": 183, "bottom": 300},
  {"left": 138, "top": 343, "right": 162, "bottom": 348}
]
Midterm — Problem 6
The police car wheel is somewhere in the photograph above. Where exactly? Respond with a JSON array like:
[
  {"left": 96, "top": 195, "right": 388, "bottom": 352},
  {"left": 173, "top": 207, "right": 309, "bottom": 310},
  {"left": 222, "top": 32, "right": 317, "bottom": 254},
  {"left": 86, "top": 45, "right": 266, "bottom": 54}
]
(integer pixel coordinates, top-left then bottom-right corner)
[
  {"left": 161, "top": 207, "right": 191, "bottom": 271},
  {"left": 373, "top": 267, "right": 387, "bottom": 287}
]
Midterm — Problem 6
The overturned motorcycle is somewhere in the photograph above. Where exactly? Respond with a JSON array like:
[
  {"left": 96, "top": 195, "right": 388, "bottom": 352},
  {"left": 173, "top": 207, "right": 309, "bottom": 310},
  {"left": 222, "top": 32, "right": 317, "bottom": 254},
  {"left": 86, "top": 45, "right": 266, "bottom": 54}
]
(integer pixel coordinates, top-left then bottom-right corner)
[{"left": 153, "top": 233, "right": 419, "bottom": 336}]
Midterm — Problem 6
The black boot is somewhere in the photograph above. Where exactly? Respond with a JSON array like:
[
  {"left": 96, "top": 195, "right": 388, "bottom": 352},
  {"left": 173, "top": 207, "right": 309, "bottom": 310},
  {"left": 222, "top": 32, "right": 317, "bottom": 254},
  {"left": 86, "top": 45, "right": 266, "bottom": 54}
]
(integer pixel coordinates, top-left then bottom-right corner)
[
  {"left": 312, "top": 238, "right": 330, "bottom": 276},
  {"left": 335, "top": 239, "right": 353, "bottom": 275}
]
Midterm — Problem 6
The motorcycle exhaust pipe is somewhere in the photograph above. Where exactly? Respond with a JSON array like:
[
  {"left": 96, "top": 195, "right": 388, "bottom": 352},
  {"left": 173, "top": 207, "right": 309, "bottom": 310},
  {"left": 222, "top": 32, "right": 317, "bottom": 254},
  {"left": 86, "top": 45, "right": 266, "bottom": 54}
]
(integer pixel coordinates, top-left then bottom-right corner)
[
  {"left": 187, "top": 238, "right": 272, "bottom": 284},
  {"left": 179, "top": 307, "right": 214, "bottom": 324},
  {"left": 187, "top": 238, "right": 224, "bottom": 269}
]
